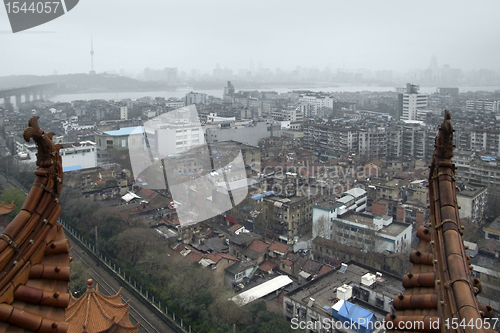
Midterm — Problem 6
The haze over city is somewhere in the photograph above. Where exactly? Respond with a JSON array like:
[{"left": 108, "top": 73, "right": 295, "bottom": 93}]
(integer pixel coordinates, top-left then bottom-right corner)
[
  {"left": 2, "top": 1, "right": 500, "bottom": 332},
  {"left": 1, "top": 0, "right": 500, "bottom": 77}
]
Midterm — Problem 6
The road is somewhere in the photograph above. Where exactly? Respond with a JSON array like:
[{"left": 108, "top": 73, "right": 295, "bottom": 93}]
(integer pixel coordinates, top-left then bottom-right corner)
[{"left": 69, "top": 237, "right": 176, "bottom": 333}]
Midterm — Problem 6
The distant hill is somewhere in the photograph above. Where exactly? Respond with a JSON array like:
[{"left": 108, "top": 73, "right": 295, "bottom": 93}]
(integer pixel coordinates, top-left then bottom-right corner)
[{"left": 0, "top": 74, "right": 166, "bottom": 93}]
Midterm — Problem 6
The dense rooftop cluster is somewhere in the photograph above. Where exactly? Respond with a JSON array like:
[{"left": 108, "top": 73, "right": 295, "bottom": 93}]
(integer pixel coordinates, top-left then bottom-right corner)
[{"left": 0, "top": 84, "right": 500, "bottom": 332}]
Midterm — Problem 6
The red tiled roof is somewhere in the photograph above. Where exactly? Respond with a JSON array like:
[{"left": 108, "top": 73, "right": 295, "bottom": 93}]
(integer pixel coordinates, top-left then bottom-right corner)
[
  {"left": 229, "top": 223, "right": 243, "bottom": 232},
  {"left": 174, "top": 244, "right": 204, "bottom": 263},
  {"left": 137, "top": 188, "right": 154, "bottom": 197},
  {"left": 366, "top": 158, "right": 383, "bottom": 167},
  {"left": 286, "top": 253, "right": 301, "bottom": 263},
  {"left": 302, "top": 259, "right": 322, "bottom": 275},
  {"left": 66, "top": 280, "right": 138, "bottom": 333},
  {"left": 258, "top": 261, "right": 277, "bottom": 273},
  {"left": 268, "top": 241, "right": 289, "bottom": 254},
  {"left": 281, "top": 259, "right": 293, "bottom": 266},
  {"left": 219, "top": 253, "right": 239, "bottom": 261},
  {"left": 479, "top": 238, "right": 500, "bottom": 255},
  {"left": 137, "top": 188, "right": 159, "bottom": 201},
  {"left": 189, "top": 252, "right": 204, "bottom": 263},
  {"left": 247, "top": 239, "right": 269, "bottom": 254},
  {"left": 206, "top": 252, "right": 222, "bottom": 263},
  {"left": 0, "top": 117, "right": 71, "bottom": 332},
  {"left": 318, "top": 265, "right": 333, "bottom": 275}
]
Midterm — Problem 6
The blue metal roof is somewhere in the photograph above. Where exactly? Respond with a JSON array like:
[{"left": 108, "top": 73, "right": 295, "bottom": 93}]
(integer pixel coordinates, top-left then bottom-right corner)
[
  {"left": 251, "top": 194, "right": 265, "bottom": 200},
  {"left": 63, "top": 165, "right": 82, "bottom": 172},
  {"left": 480, "top": 156, "right": 497, "bottom": 162},
  {"left": 332, "top": 300, "right": 376, "bottom": 333},
  {"left": 103, "top": 126, "right": 144, "bottom": 136}
]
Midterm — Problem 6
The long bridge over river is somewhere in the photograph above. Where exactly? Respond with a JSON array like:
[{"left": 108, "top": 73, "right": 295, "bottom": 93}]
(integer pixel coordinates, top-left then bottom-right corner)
[{"left": 0, "top": 82, "right": 60, "bottom": 109}]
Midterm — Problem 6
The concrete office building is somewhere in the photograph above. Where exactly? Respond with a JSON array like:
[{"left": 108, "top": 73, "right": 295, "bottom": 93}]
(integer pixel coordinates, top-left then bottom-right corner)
[{"left": 397, "top": 84, "right": 428, "bottom": 121}]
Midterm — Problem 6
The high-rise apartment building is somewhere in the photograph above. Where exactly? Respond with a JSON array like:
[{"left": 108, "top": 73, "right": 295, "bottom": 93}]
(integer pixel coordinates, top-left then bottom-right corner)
[
  {"left": 470, "top": 129, "right": 500, "bottom": 155},
  {"left": 358, "top": 126, "right": 388, "bottom": 159},
  {"left": 397, "top": 84, "right": 428, "bottom": 121},
  {"left": 120, "top": 106, "right": 128, "bottom": 120},
  {"left": 298, "top": 93, "right": 335, "bottom": 117},
  {"left": 466, "top": 100, "right": 500, "bottom": 113},
  {"left": 402, "top": 121, "right": 435, "bottom": 161},
  {"left": 271, "top": 107, "right": 303, "bottom": 122},
  {"left": 302, "top": 123, "right": 358, "bottom": 156},
  {"left": 184, "top": 92, "right": 207, "bottom": 106}
]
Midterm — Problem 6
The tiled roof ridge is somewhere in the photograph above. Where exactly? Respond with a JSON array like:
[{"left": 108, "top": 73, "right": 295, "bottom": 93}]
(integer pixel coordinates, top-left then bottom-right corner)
[
  {"left": 386, "top": 110, "right": 498, "bottom": 333},
  {"left": 91, "top": 292, "right": 117, "bottom": 322},
  {"left": 84, "top": 284, "right": 123, "bottom": 305},
  {"left": 0, "top": 116, "right": 71, "bottom": 332},
  {"left": 66, "top": 292, "right": 88, "bottom": 320},
  {"left": 66, "top": 280, "right": 137, "bottom": 333},
  {"left": 93, "top": 290, "right": 130, "bottom": 310}
]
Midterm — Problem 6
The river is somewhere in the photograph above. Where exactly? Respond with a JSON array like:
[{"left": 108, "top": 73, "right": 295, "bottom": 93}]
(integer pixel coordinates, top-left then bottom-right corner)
[{"left": 50, "top": 85, "right": 500, "bottom": 103}]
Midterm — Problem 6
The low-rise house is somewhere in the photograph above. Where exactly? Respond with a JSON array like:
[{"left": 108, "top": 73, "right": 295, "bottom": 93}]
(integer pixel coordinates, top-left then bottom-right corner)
[
  {"left": 224, "top": 261, "right": 259, "bottom": 289},
  {"left": 94, "top": 126, "right": 144, "bottom": 151},
  {"left": 229, "top": 223, "right": 246, "bottom": 235},
  {"left": 298, "top": 259, "right": 328, "bottom": 283},
  {"left": 258, "top": 261, "right": 277, "bottom": 274},
  {"left": 484, "top": 217, "right": 500, "bottom": 240},
  {"left": 370, "top": 198, "right": 399, "bottom": 221},
  {"left": 228, "top": 232, "right": 261, "bottom": 258},
  {"left": 363, "top": 158, "right": 384, "bottom": 178},
  {"left": 241, "top": 239, "right": 269, "bottom": 265},
  {"left": 479, "top": 238, "right": 500, "bottom": 258},
  {"left": 268, "top": 241, "right": 290, "bottom": 261},
  {"left": 405, "top": 179, "right": 428, "bottom": 205},
  {"left": 279, "top": 253, "right": 308, "bottom": 277},
  {"left": 204, "top": 252, "right": 240, "bottom": 287},
  {"left": 456, "top": 183, "right": 487, "bottom": 224},
  {"left": 204, "top": 236, "right": 229, "bottom": 253}
]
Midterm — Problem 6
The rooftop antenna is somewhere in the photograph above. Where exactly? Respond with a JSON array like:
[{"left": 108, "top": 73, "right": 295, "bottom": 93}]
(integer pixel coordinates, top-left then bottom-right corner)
[{"left": 90, "top": 35, "right": 96, "bottom": 75}]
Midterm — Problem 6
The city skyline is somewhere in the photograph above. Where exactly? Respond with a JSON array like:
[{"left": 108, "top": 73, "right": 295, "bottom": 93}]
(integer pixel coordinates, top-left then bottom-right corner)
[{"left": 1, "top": 0, "right": 500, "bottom": 77}]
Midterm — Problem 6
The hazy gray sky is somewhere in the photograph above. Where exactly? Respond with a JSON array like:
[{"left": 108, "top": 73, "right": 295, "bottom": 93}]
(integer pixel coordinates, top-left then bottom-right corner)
[{"left": 1, "top": 0, "right": 499, "bottom": 76}]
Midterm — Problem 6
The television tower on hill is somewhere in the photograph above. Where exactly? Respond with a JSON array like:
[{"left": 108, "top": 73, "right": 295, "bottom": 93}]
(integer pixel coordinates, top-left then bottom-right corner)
[{"left": 89, "top": 35, "right": 96, "bottom": 75}]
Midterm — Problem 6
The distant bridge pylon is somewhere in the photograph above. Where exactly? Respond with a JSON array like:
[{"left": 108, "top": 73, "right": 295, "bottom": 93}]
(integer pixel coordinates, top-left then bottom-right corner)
[{"left": 0, "top": 83, "right": 60, "bottom": 110}]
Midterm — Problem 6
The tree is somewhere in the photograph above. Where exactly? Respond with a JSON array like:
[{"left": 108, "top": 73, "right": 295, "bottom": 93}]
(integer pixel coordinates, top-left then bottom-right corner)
[
  {"left": 0, "top": 188, "right": 27, "bottom": 223},
  {"left": 114, "top": 228, "right": 163, "bottom": 265},
  {"left": 312, "top": 215, "right": 330, "bottom": 239},
  {"left": 241, "top": 302, "right": 294, "bottom": 333},
  {"left": 98, "top": 213, "right": 126, "bottom": 241},
  {"left": 68, "top": 259, "right": 90, "bottom": 298},
  {"left": 208, "top": 293, "right": 245, "bottom": 327}
]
